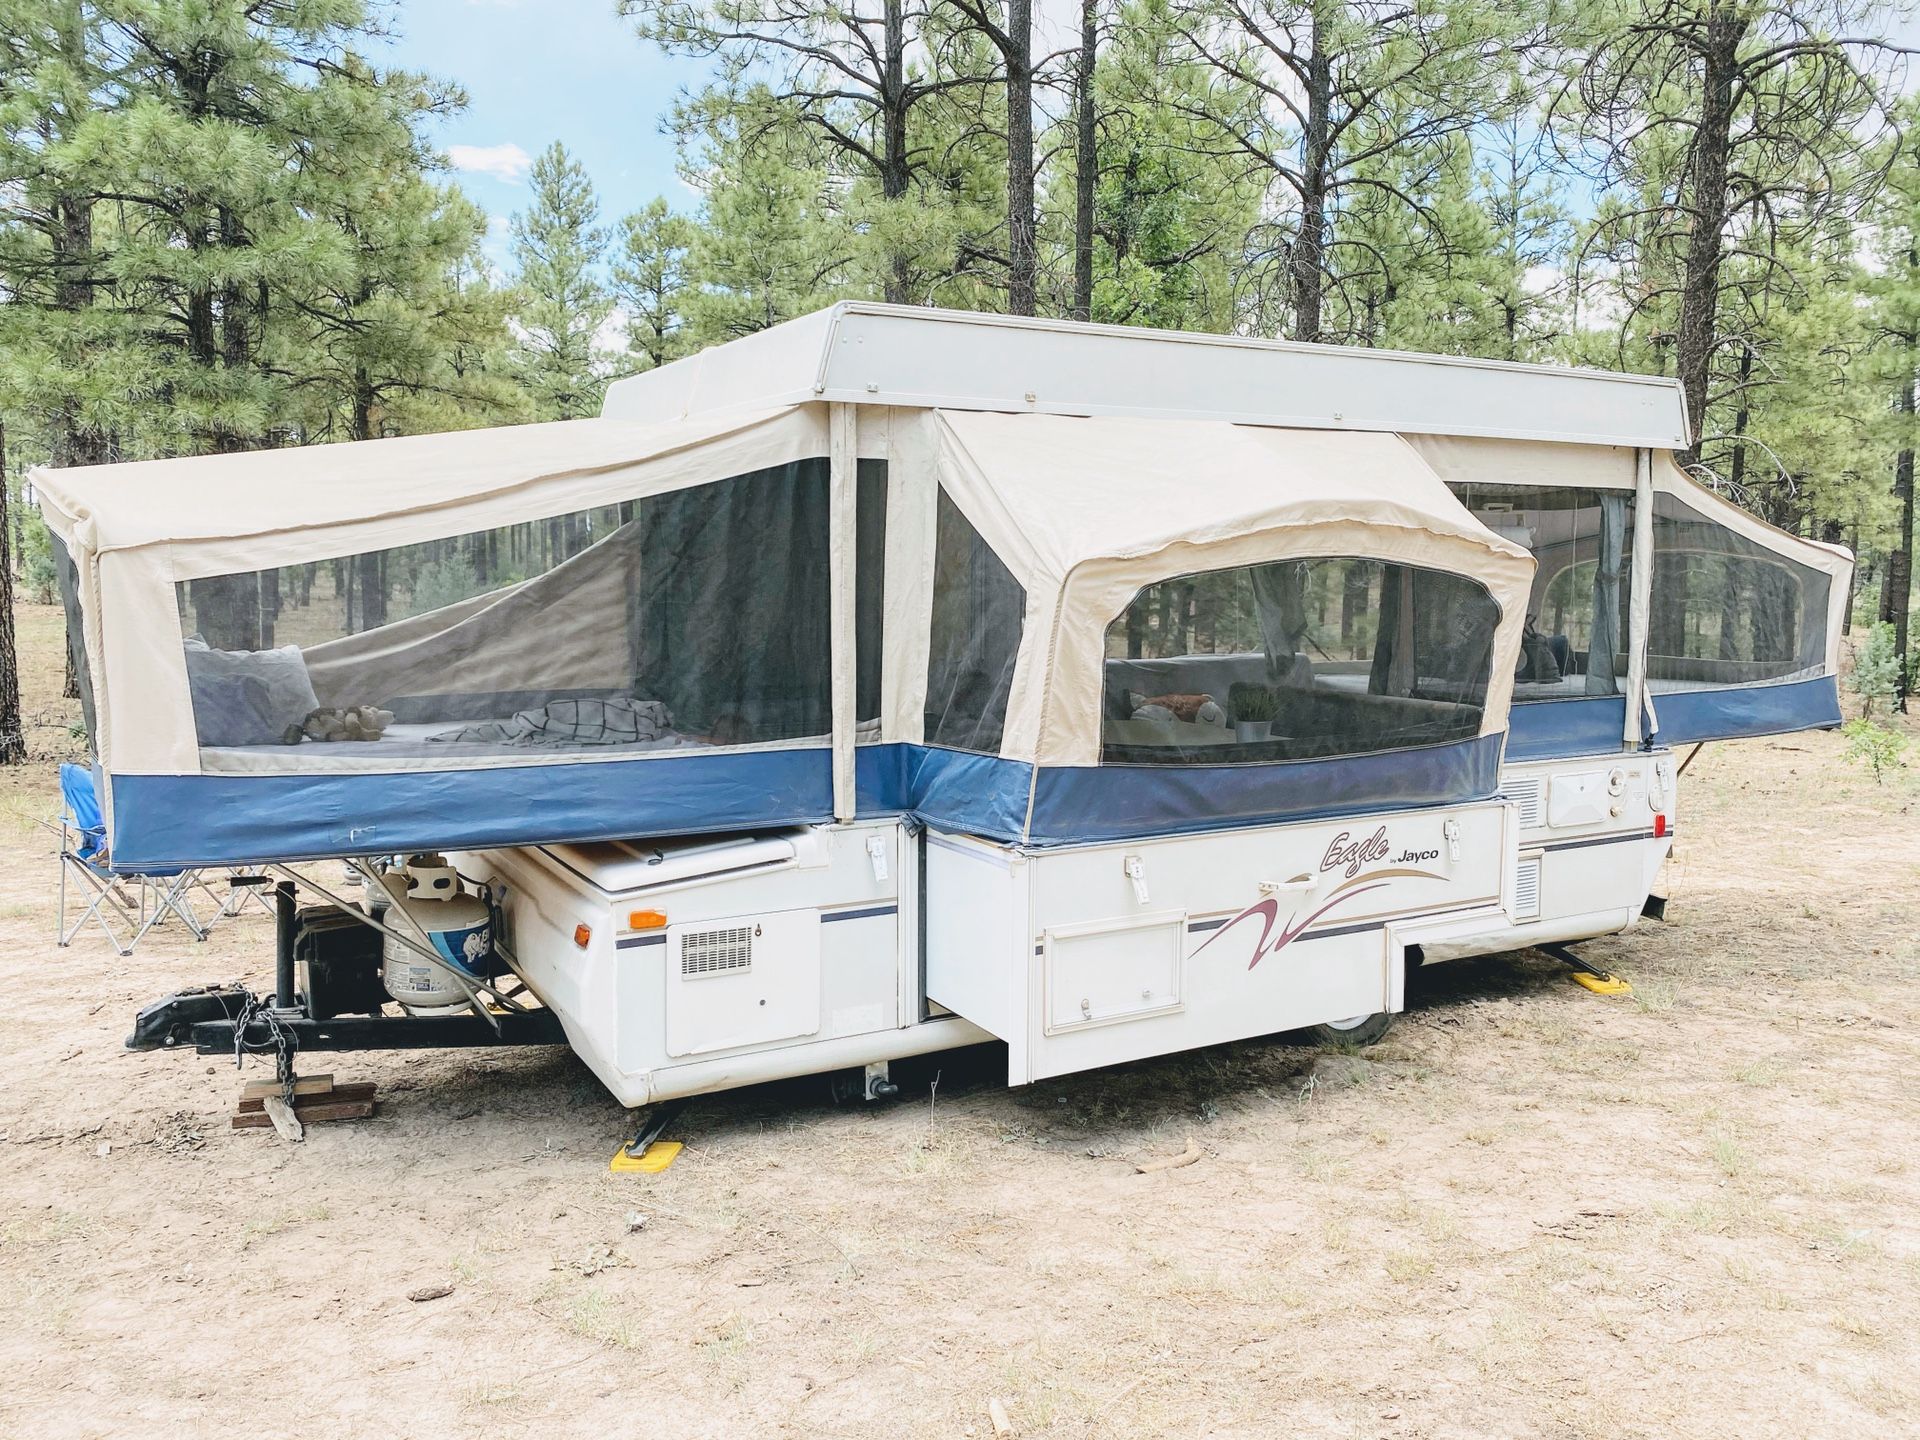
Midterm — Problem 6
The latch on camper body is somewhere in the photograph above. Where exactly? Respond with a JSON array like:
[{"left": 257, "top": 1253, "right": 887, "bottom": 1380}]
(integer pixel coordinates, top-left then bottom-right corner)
[
  {"left": 864, "top": 835, "right": 889, "bottom": 883},
  {"left": 1123, "top": 855, "right": 1150, "bottom": 906},
  {"left": 1258, "top": 877, "right": 1315, "bottom": 899},
  {"left": 1444, "top": 819, "right": 1462, "bottom": 863}
]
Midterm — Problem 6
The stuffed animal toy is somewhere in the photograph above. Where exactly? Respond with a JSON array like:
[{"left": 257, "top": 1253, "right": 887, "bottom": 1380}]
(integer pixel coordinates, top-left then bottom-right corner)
[
  {"left": 1125, "top": 691, "right": 1227, "bottom": 726},
  {"left": 283, "top": 704, "right": 396, "bottom": 744}
]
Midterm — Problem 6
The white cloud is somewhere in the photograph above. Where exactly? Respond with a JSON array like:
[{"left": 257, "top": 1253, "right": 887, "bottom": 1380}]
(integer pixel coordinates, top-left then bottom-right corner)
[{"left": 448, "top": 142, "right": 533, "bottom": 184}]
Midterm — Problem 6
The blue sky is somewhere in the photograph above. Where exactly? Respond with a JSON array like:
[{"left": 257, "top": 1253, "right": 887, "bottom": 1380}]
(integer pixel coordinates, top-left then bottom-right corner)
[{"left": 376, "top": 0, "right": 714, "bottom": 268}]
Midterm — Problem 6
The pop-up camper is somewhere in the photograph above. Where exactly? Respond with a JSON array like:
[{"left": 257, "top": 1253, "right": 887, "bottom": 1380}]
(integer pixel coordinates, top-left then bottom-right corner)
[{"left": 39, "top": 305, "right": 1851, "bottom": 1108}]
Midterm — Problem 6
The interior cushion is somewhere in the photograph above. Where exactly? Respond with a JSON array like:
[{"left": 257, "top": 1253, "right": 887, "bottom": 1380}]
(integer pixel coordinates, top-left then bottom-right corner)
[{"left": 184, "top": 638, "right": 320, "bottom": 746}]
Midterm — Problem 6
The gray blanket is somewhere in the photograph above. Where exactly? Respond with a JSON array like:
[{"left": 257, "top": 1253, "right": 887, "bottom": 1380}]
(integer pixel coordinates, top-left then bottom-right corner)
[{"left": 428, "top": 696, "right": 674, "bottom": 749}]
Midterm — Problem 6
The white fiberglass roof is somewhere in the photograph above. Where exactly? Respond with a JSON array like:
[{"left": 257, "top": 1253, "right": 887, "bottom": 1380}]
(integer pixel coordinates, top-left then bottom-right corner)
[{"left": 602, "top": 303, "right": 1691, "bottom": 451}]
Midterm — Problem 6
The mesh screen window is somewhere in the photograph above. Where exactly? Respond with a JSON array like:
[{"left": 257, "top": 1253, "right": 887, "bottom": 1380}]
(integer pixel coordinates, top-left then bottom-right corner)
[
  {"left": 174, "top": 459, "right": 886, "bottom": 760},
  {"left": 1646, "top": 492, "right": 1830, "bottom": 691},
  {"left": 1449, "top": 484, "right": 1631, "bottom": 700},
  {"left": 924, "top": 489, "right": 1024, "bottom": 755},
  {"left": 1101, "top": 558, "right": 1498, "bottom": 766}
]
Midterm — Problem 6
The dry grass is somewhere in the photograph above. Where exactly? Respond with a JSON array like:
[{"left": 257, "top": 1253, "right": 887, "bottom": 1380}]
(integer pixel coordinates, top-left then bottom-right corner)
[{"left": 1, "top": 597, "right": 1918, "bottom": 1439}]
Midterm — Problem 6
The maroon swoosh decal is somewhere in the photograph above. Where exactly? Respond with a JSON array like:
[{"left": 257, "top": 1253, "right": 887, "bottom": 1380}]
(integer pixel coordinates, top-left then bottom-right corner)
[
  {"left": 1259, "top": 883, "right": 1387, "bottom": 968},
  {"left": 1193, "top": 880, "right": 1392, "bottom": 972}
]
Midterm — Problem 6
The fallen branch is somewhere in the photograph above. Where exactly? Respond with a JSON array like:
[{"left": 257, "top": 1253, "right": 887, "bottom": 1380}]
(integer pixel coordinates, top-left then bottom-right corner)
[{"left": 1134, "top": 1136, "right": 1203, "bottom": 1174}]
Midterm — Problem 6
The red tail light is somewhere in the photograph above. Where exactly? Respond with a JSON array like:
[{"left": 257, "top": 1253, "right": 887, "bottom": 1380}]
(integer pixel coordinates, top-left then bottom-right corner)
[{"left": 1653, "top": 814, "right": 1667, "bottom": 838}]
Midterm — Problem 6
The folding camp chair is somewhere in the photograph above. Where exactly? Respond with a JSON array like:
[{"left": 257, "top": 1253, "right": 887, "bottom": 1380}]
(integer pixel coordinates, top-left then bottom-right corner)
[{"left": 54, "top": 762, "right": 218, "bottom": 955}]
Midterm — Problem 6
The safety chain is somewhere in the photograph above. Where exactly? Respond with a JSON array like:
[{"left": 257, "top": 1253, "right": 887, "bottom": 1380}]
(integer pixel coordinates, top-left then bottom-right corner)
[{"left": 230, "top": 988, "right": 299, "bottom": 1108}]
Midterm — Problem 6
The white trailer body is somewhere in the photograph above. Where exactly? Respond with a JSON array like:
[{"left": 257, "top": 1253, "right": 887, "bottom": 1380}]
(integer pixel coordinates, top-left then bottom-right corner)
[{"left": 45, "top": 305, "right": 1839, "bottom": 1109}]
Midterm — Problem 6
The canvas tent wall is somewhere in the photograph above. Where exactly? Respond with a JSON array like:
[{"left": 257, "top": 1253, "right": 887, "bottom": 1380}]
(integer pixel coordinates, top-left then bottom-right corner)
[
  {"left": 33, "top": 303, "right": 1848, "bottom": 870},
  {"left": 34, "top": 402, "right": 1530, "bottom": 870},
  {"left": 611, "top": 304, "right": 1852, "bottom": 760},
  {"left": 1408, "top": 437, "right": 1851, "bottom": 756}
]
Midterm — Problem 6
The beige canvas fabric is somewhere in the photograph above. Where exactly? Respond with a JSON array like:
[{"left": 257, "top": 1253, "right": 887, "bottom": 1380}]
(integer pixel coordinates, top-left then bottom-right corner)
[
  {"left": 921, "top": 411, "right": 1538, "bottom": 767},
  {"left": 1653, "top": 455, "right": 1852, "bottom": 679},
  {"left": 31, "top": 407, "right": 825, "bottom": 778},
  {"left": 1397, "top": 437, "right": 1849, "bottom": 671},
  {"left": 300, "top": 522, "right": 643, "bottom": 710}
]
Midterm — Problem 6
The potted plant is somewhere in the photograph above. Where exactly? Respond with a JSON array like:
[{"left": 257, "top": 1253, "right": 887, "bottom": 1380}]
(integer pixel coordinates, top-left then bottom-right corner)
[{"left": 1228, "top": 682, "right": 1277, "bottom": 742}]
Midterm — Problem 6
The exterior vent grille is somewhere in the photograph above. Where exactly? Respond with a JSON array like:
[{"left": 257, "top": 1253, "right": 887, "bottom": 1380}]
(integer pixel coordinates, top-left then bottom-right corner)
[
  {"left": 1506, "top": 778, "right": 1545, "bottom": 829},
  {"left": 682, "top": 924, "right": 754, "bottom": 978},
  {"left": 1512, "top": 856, "right": 1543, "bottom": 921}
]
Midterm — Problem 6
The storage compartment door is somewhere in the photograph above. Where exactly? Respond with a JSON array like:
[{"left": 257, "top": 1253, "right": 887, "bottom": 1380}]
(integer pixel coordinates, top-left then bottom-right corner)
[
  {"left": 1044, "top": 911, "right": 1185, "bottom": 1034},
  {"left": 664, "top": 909, "right": 821, "bottom": 1058},
  {"left": 924, "top": 832, "right": 1033, "bottom": 1079}
]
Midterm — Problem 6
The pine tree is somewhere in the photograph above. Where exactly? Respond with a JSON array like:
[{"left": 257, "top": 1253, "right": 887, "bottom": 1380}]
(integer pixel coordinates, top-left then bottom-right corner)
[
  {"left": 941, "top": 0, "right": 1039, "bottom": 314},
  {"left": 1554, "top": 0, "right": 1908, "bottom": 468},
  {"left": 1037, "top": 0, "right": 1260, "bottom": 331},
  {"left": 0, "top": 0, "right": 125, "bottom": 468},
  {"left": 509, "top": 142, "right": 612, "bottom": 419},
  {"left": 681, "top": 100, "right": 856, "bottom": 342},
  {"left": 620, "top": 0, "right": 986, "bottom": 305},
  {"left": 290, "top": 83, "right": 521, "bottom": 444},
  {"left": 611, "top": 198, "right": 695, "bottom": 372},
  {"left": 0, "top": 419, "right": 24, "bottom": 764},
  {"left": 1166, "top": 0, "right": 1534, "bottom": 343}
]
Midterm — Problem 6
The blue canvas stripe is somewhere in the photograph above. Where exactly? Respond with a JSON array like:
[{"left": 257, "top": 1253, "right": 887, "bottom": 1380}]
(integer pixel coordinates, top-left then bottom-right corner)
[
  {"left": 1020, "top": 733, "right": 1504, "bottom": 846},
  {"left": 1649, "top": 675, "right": 1841, "bottom": 745},
  {"left": 108, "top": 746, "right": 835, "bottom": 871},
  {"left": 1505, "top": 697, "right": 1628, "bottom": 762},
  {"left": 112, "top": 732, "right": 1511, "bottom": 868}
]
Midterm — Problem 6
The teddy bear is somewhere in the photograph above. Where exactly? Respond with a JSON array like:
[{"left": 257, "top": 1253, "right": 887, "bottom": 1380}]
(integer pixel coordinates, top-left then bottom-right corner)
[{"left": 282, "top": 704, "right": 396, "bottom": 744}]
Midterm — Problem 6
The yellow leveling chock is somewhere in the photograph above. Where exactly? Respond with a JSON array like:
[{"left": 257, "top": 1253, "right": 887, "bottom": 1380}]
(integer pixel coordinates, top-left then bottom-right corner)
[
  {"left": 1542, "top": 943, "right": 1633, "bottom": 997},
  {"left": 1569, "top": 969, "right": 1633, "bottom": 996},
  {"left": 609, "top": 1140, "right": 683, "bottom": 1174},
  {"left": 609, "top": 1100, "right": 687, "bottom": 1174}
]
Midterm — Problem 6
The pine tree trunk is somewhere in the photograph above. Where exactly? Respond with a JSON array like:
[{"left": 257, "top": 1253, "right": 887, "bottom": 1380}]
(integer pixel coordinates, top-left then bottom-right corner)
[
  {"left": 1673, "top": 5, "right": 1742, "bottom": 468},
  {"left": 0, "top": 420, "right": 26, "bottom": 764},
  {"left": 1071, "top": 0, "right": 1098, "bottom": 324},
  {"left": 882, "top": 0, "right": 913, "bottom": 304},
  {"left": 1004, "top": 0, "right": 1037, "bottom": 317},
  {"left": 1291, "top": 7, "right": 1332, "bottom": 344},
  {"left": 1885, "top": 354, "right": 1915, "bottom": 712}
]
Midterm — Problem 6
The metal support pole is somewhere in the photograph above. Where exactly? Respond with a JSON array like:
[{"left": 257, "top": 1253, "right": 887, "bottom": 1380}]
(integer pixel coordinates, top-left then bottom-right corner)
[
  {"left": 828, "top": 402, "right": 858, "bottom": 823},
  {"left": 274, "top": 880, "right": 298, "bottom": 1010},
  {"left": 1625, "top": 447, "right": 1656, "bottom": 746}
]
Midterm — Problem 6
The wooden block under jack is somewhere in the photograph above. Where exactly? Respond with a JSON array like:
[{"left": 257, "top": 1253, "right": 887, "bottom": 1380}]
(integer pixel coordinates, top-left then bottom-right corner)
[
  {"left": 236, "top": 1081, "right": 376, "bottom": 1113},
  {"left": 231, "top": 1080, "right": 377, "bottom": 1129},
  {"left": 241, "top": 1073, "right": 335, "bottom": 1101}
]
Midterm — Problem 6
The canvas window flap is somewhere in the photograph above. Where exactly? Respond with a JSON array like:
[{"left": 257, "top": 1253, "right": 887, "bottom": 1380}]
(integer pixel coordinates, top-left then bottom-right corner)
[{"left": 924, "top": 411, "right": 1535, "bottom": 767}]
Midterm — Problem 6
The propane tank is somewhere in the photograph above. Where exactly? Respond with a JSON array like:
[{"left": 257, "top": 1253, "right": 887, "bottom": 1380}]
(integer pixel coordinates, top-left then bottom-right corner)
[{"left": 376, "top": 855, "right": 493, "bottom": 1010}]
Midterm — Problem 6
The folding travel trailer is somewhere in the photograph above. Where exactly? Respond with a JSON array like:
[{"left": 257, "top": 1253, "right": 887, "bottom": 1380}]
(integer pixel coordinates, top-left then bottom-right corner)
[{"left": 40, "top": 304, "right": 1852, "bottom": 1111}]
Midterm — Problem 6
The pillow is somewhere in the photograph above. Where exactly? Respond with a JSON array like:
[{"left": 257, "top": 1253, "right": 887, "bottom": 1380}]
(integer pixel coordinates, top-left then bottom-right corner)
[{"left": 183, "top": 637, "right": 321, "bottom": 747}]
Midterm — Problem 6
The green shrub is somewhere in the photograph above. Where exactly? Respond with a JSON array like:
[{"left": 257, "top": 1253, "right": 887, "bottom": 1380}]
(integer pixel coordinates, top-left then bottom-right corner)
[
  {"left": 406, "top": 556, "right": 487, "bottom": 618},
  {"left": 1848, "top": 622, "right": 1901, "bottom": 717},
  {"left": 17, "top": 498, "right": 57, "bottom": 605},
  {"left": 1841, "top": 716, "right": 1908, "bottom": 784}
]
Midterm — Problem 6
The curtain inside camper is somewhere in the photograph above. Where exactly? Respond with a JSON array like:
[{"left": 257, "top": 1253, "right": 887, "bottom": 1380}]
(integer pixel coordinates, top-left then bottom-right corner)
[
  {"left": 1100, "top": 558, "right": 1498, "bottom": 764},
  {"left": 172, "top": 459, "right": 844, "bottom": 762},
  {"left": 1646, "top": 491, "right": 1831, "bottom": 690},
  {"left": 1447, "top": 483, "right": 1632, "bottom": 698},
  {"left": 924, "top": 488, "right": 1025, "bottom": 753}
]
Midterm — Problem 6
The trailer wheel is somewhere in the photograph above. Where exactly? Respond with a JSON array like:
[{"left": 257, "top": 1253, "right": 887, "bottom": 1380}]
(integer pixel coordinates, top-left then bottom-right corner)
[{"left": 1306, "top": 1012, "right": 1394, "bottom": 1047}]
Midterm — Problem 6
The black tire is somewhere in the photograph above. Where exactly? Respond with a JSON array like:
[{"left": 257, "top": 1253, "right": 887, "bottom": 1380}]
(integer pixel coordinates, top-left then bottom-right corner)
[{"left": 1306, "top": 1011, "right": 1395, "bottom": 1047}]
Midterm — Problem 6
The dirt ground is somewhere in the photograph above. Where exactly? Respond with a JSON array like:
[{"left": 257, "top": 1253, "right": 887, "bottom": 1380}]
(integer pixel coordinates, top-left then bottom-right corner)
[{"left": 3, "top": 595, "right": 1917, "bottom": 1440}]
